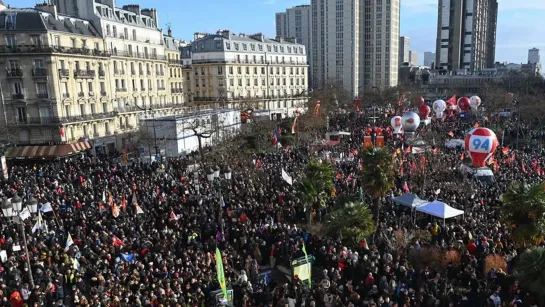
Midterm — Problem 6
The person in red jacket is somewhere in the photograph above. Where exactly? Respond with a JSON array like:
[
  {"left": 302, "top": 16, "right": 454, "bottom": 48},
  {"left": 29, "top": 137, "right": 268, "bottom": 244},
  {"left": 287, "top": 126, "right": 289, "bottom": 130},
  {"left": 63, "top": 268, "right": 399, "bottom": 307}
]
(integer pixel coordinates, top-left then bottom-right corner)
[
  {"left": 269, "top": 244, "right": 276, "bottom": 268},
  {"left": 9, "top": 290, "right": 24, "bottom": 307},
  {"left": 467, "top": 240, "right": 477, "bottom": 255},
  {"left": 365, "top": 272, "right": 375, "bottom": 289}
]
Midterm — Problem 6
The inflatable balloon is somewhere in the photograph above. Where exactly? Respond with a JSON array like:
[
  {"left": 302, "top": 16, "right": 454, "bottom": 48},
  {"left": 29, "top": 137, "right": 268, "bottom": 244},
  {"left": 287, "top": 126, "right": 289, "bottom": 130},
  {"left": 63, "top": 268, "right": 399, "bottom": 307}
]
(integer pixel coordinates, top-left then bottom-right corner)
[
  {"left": 418, "top": 104, "right": 431, "bottom": 119},
  {"left": 469, "top": 96, "right": 481, "bottom": 111},
  {"left": 401, "top": 111, "right": 420, "bottom": 138},
  {"left": 390, "top": 116, "right": 403, "bottom": 134},
  {"left": 433, "top": 100, "right": 446, "bottom": 118},
  {"left": 457, "top": 97, "right": 470, "bottom": 113},
  {"left": 464, "top": 128, "right": 499, "bottom": 168},
  {"left": 417, "top": 96, "right": 425, "bottom": 106}
]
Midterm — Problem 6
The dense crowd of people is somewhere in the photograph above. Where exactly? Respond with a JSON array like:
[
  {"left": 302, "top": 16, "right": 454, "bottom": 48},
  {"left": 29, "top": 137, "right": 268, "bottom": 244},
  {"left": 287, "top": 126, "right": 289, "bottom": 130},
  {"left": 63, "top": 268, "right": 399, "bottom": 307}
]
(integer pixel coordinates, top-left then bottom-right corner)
[{"left": 0, "top": 109, "right": 542, "bottom": 307}]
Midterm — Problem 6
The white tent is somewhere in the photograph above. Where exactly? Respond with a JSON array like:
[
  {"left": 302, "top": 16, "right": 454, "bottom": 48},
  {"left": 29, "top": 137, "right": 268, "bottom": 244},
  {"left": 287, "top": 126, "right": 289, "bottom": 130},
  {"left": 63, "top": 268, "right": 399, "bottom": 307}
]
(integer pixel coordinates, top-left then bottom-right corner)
[
  {"left": 416, "top": 201, "right": 464, "bottom": 219},
  {"left": 392, "top": 193, "right": 428, "bottom": 208}
]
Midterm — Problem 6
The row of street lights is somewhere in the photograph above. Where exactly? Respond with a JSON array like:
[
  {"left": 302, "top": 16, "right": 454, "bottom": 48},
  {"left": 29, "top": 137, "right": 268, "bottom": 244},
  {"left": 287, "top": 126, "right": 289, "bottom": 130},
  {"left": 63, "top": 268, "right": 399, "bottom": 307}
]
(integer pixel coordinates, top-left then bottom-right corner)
[{"left": 0, "top": 195, "right": 39, "bottom": 288}]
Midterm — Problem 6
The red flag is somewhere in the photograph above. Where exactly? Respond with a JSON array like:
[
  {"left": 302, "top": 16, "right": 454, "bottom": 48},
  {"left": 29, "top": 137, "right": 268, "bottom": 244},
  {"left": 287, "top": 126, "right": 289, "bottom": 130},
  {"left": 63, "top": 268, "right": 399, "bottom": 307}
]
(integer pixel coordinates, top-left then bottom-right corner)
[
  {"left": 522, "top": 162, "right": 527, "bottom": 173},
  {"left": 446, "top": 95, "right": 456, "bottom": 106},
  {"left": 460, "top": 152, "right": 465, "bottom": 160},
  {"left": 336, "top": 171, "right": 342, "bottom": 180},
  {"left": 501, "top": 146, "right": 510, "bottom": 155},
  {"left": 402, "top": 181, "right": 410, "bottom": 193},
  {"left": 447, "top": 131, "right": 455, "bottom": 137},
  {"left": 112, "top": 235, "right": 125, "bottom": 247},
  {"left": 473, "top": 122, "right": 480, "bottom": 128},
  {"left": 255, "top": 159, "right": 262, "bottom": 169},
  {"left": 170, "top": 211, "right": 178, "bottom": 221},
  {"left": 405, "top": 146, "right": 412, "bottom": 154},
  {"left": 537, "top": 166, "right": 542, "bottom": 176},
  {"left": 410, "top": 161, "right": 416, "bottom": 175},
  {"left": 420, "top": 156, "right": 426, "bottom": 171},
  {"left": 533, "top": 159, "right": 538, "bottom": 169}
]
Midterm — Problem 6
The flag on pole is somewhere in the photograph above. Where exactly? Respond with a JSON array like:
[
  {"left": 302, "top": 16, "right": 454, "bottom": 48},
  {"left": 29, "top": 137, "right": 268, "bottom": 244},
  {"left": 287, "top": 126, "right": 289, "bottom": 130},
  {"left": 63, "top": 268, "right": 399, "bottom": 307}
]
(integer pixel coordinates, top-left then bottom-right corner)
[
  {"left": 170, "top": 211, "right": 178, "bottom": 221},
  {"left": 65, "top": 232, "right": 74, "bottom": 251},
  {"left": 135, "top": 204, "right": 144, "bottom": 214},
  {"left": 281, "top": 168, "right": 293, "bottom": 185},
  {"left": 220, "top": 196, "right": 226, "bottom": 208},
  {"left": 40, "top": 202, "right": 53, "bottom": 213},
  {"left": 32, "top": 210, "right": 44, "bottom": 233},
  {"left": 215, "top": 248, "right": 228, "bottom": 300},
  {"left": 291, "top": 117, "right": 298, "bottom": 134},
  {"left": 112, "top": 235, "right": 125, "bottom": 247},
  {"left": 302, "top": 243, "right": 311, "bottom": 288},
  {"left": 102, "top": 191, "right": 106, "bottom": 202}
]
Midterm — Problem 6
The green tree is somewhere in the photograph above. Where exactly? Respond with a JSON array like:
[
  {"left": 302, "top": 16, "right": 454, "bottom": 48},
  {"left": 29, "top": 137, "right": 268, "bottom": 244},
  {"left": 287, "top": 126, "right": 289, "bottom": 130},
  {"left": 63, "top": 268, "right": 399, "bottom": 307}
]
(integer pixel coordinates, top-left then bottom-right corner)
[
  {"left": 513, "top": 247, "right": 545, "bottom": 304},
  {"left": 360, "top": 147, "right": 395, "bottom": 209},
  {"left": 500, "top": 181, "right": 545, "bottom": 247},
  {"left": 298, "top": 160, "right": 335, "bottom": 226},
  {"left": 325, "top": 198, "right": 375, "bottom": 246}
]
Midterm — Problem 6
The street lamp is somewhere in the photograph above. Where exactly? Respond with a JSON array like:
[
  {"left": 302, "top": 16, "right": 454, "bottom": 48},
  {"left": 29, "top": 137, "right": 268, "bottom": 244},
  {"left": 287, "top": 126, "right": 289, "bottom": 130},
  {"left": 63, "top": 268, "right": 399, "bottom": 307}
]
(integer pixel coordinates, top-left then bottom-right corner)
[
  {"left": 206, "top": 168, "right": 215, "bottom": 182},
  {"left": 213, "top": 165, "right": 220, "bottom": 179},
  {"left": 1, "top": 196, "right": 35, "bottom": 288},
  {"left": 223, "top": 166, "right": 232, "bottom": 180},
  {"left": 1, "top": 197, "right": 13, "bottom": 218},
  {"left": 26, "top": 196, "right": 38, "bottom": 214}
]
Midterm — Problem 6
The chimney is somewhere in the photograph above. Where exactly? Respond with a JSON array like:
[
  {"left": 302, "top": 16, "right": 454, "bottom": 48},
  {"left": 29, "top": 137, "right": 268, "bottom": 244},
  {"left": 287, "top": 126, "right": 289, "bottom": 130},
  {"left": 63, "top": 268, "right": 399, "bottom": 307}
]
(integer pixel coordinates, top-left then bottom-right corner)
[
  {"left": 167, "top": 27, "right": 172, "bottom": 37},
  {"left": 250, "top": 33, "right": 264, "bottom": 42},
  {"left": 217, "top": 29, "right": 230, "bottom": 39},
  {"left": 122, "top": 4, "right": 140, "bottom": 15},
  {"left": 285, "top": 37, "right": 297, "bottom": 44},
  {"left": 194, "top": 32, "right": 208, "bottom": 40},
  {"left": 141, "top": 8, "right": 158, "bottom": 27},
  {"left": 275, "top": 36, "right": 283, "bottom": 43},
  {"left": 35, "top": 2, "right": 58, "bottom": 19}
]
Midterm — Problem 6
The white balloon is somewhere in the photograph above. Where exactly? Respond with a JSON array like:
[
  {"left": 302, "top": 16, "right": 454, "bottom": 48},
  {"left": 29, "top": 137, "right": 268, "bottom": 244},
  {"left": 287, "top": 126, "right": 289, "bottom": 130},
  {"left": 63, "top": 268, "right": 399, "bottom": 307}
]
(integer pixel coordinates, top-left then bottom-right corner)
[
  {"left": 390, "top": 116, "right": 403, "bottom": 134},
  {"left": 433, "top": 100, "right": 446, "bottom": 118},
  {"left": 469, "top": 96, "right": 481, "bottom": 107}
]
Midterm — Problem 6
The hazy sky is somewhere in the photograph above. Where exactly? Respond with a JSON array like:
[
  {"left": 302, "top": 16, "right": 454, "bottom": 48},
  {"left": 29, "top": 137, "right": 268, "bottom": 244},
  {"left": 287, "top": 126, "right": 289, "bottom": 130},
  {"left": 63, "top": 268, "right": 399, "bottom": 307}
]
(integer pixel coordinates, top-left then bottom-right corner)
[{"left": 8, "top": 0, "right": 545, "bottom": 65}]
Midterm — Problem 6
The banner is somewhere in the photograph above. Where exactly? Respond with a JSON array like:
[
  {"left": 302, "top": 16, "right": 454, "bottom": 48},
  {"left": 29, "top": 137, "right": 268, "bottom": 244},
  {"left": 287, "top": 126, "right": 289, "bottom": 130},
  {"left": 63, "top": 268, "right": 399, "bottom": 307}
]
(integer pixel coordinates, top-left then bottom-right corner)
[
  {"left": 215, "top": 248, "right": 228, "bottom": 300},
  {"left": 302, "top": 244, "right": 311, "bottom": 288},
  {"left": 376, "top": 136, "right": 385, "bottom": 148},
  {"left": 363, "top": 136, "right": 373, "bottom": 149},
  {"left": 281, "top": 168, "right": 293, "bottom": 185}
]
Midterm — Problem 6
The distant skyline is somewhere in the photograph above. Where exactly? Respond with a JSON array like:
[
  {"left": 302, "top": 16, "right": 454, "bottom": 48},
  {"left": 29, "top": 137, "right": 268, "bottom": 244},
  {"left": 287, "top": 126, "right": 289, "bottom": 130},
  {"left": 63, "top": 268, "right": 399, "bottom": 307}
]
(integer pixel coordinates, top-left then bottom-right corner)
[{"left": 7, "top": 0, "right": 545, "bottom": 65}]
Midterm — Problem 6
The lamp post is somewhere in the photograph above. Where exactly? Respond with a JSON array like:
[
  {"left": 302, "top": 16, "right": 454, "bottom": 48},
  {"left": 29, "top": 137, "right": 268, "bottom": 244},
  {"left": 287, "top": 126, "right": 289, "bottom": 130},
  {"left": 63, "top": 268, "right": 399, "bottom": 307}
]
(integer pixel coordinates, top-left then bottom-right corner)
[
  {"left": 207, "top": 166, "right": 231, "bottom": 236},
  {"left": 1, "top": 196, "right": 35, "bottom": 288},
  {"left": 127, "top": 102, "right": 159, "bottom": 162}
]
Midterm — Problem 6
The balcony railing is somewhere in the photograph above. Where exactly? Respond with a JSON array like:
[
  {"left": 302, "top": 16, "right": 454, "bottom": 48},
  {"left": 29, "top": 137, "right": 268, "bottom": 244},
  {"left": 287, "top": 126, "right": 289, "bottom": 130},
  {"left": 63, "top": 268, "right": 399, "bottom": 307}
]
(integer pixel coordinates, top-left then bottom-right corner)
[
  {"left": 114, "top": 105, "right": 144, "bottom": 113},
  {"left": 157, "top": 87, "right": 166, "bottom": 91},
  {"left": 32, "top": 68, "right": 48, "bottom": 77},
  {"left": 111, "top": 50, "right": 167, "bottom": 61},
  {"left": 98, "top": 69, "right": 106, "bottom": 77},
  {"left": 37, "top": 93, "right": 49, "bottom": 99},
  {"left": 59, "top": 112, "right": 116, "bottom": 123},
  {"left": 171, "top": 88, "right": 183, "bottom": 93},
  {"left": 93, "top": 133, "right": 100, "bottom": 137},
  {"left": 74, "top": 70, "right": 96, "bottom": 78},
  {"left": 12, "top": 93, "right": 25, "bottom": 100},
  {"left": 116, "top": 88, "right": 127, "bottom": 92},
  {"left": 101, "top": 91, "right": 107, "bottom": 96},
  {"left": 59, "top": 69, "right": 70, "bottom": 77},
  {"left": 168, "top": 59, "right": 181, "bottom": 65},
  {"left": 62, "top": 93, "right": 70, "bottom": 98},
  {"left": 0, "top": 45, "right": 111, "bottom": 57},
  {"left": 6, "top": 68, "right": 23, "bottom": 78}
]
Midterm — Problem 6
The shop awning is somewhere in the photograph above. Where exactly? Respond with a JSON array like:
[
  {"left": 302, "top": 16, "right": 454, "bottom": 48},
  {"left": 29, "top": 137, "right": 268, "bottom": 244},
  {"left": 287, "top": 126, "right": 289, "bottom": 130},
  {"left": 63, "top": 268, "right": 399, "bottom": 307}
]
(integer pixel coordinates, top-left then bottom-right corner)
[{"left": 5, "top": 141, "right": 92, "bottom": 159}]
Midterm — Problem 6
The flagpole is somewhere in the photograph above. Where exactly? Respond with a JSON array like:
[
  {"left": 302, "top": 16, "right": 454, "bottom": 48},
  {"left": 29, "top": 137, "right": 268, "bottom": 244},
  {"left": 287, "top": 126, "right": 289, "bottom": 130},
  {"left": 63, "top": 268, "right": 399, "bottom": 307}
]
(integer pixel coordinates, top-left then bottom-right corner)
[{"left": 19, "top": 222, "right": 35, "bottom": 288}]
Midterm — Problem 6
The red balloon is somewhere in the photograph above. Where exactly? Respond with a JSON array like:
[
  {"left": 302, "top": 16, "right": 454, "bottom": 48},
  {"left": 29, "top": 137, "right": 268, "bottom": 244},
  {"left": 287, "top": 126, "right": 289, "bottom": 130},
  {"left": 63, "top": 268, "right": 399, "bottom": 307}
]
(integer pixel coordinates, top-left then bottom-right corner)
[
  {"left": 418, "top": 104, "right": 431, "bottom": 119},
  {"left": 457, "top": 97, "right": 470, "bottom": 112},
  {"left": 464, "top": 128, "right": 499, "bottom": 168}
]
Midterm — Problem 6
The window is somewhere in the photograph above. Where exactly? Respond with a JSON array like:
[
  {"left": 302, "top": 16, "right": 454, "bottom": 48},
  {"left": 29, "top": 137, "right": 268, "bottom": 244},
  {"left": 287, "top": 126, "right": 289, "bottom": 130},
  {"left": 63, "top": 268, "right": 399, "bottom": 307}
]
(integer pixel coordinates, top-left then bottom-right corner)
[
  {"left": 112, "top": 26, "right": 117, "bottom": 37},
  {"left": 12, "top": 82, "right": 23, "bottom": 94},
  {"left": 238, "top": 79, "right": 242, "bottom": 86},
  {"left": 106, "top": 25, "right": 111, "bottom": 36},
  {"left": 261, "top": 67, "right": 265, "bottom": 74},
  {"left": 36, "top": 82, "right": 47, "bottom": 95},
  {"left": 5, "top": 35, "right": 16, "bottom": 47},
  {"left": 218, "top": 67, "right": 223, "bottom": 74},
  {"left": 229, "top": 67, "right": 233, "bottom": 74},
  {"left": 226, "top": 42, "right": 231, "bottom": 50},
  {"left": 16, "top": 107, "right": 26, "bottom": 123},
  {"left": 246, "top": 79, "right": 250, "bottom": 86},
  {"left": 230, "top": 79, "right": 234, "bottom": 86},
  {"left": 245, "top": 67, "right": 249, "bottom": 74},
  {"left": 88, "top": 82, "right": 93, "bottom": 93},
  {"left": 258, "top": 44, "right": 263, "bottom": 51},
  {"left": 254, "top": 79, "right": 258, "bottom": 86},
  {"left": 71, "top": 38, "right": 77, "bottom": 48},
  {"left": 54, "top": 36, "right": 60, "bottom": 47},
  {"left": 30, "top": 35, "right": 42, "bottom": 46},
  {"left": 100, "top": 82, "right": 106, "bottom": 92},
  {"left": 132, "top": 29, "right": 137, "bottom": 40},
  {"left": 234, "top": 43, "right": 239, "bottom": 50},
  {"left": 242, "top": 43, "right": 247, "bottom": 50}
]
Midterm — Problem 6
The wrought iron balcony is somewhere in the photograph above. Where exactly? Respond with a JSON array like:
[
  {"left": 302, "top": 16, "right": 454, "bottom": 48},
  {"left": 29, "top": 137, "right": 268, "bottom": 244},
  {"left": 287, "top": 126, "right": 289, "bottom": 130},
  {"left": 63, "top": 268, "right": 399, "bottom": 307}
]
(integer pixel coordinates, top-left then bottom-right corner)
[
  {"left": 98, "top": 69, "right": 106, "bottom": 77},
  {"left": 59, "top": 69, "right": 70, "bottom": 77},
  {"left": 32, "top": 68, "right": 48, "bottom": 77},
  {"left": 6, "top": 68, "right": 23, "bottom": 78},
  {"left": 37, "top": 93, "right": 49, "bottom": 99},
  {"left": 12, "top": 93, "right": 25, "bottom": 100},
  {"left": 74, "top": 70, "right": 96, "bottom": 78},
  {"left": 116, "top": 88, "right": 127, "bottom": 92}
]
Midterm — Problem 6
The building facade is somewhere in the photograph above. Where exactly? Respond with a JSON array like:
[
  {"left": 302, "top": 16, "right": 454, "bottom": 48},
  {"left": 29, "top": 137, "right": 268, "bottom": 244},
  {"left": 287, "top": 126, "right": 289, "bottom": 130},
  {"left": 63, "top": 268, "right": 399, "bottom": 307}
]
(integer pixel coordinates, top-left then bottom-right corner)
[
  {"left": 275, "top": 5, "right": 312, "bottom": 87},
  {"left": 409, "top": 50, "right": 418, "bottom": 66},
  {"left": 435, "top": 0, "right": 498, "bottom": 72},
  {"left": 311, "top": 0, "right": 360, "bottom": 95},
  {"left": 0, "top": 4, "right": 115, "bottom": 148},
  {"left": 0, "top": 1, "right": 188, "bottom": 156},
  {"left": 181, "top": 30, "right": 308, "bottom": 119},
  {"left": 359, "top": 0, "right": 400, "bottom": 89},
  {"left": 528, "top": 48, "right": 540, "bottom": 64},
  {"left": 399, "top": 36, "right": 410, "bottom": 65},
  {"left": 424, "top": 51, "right": 435, "bottom": 67}
]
